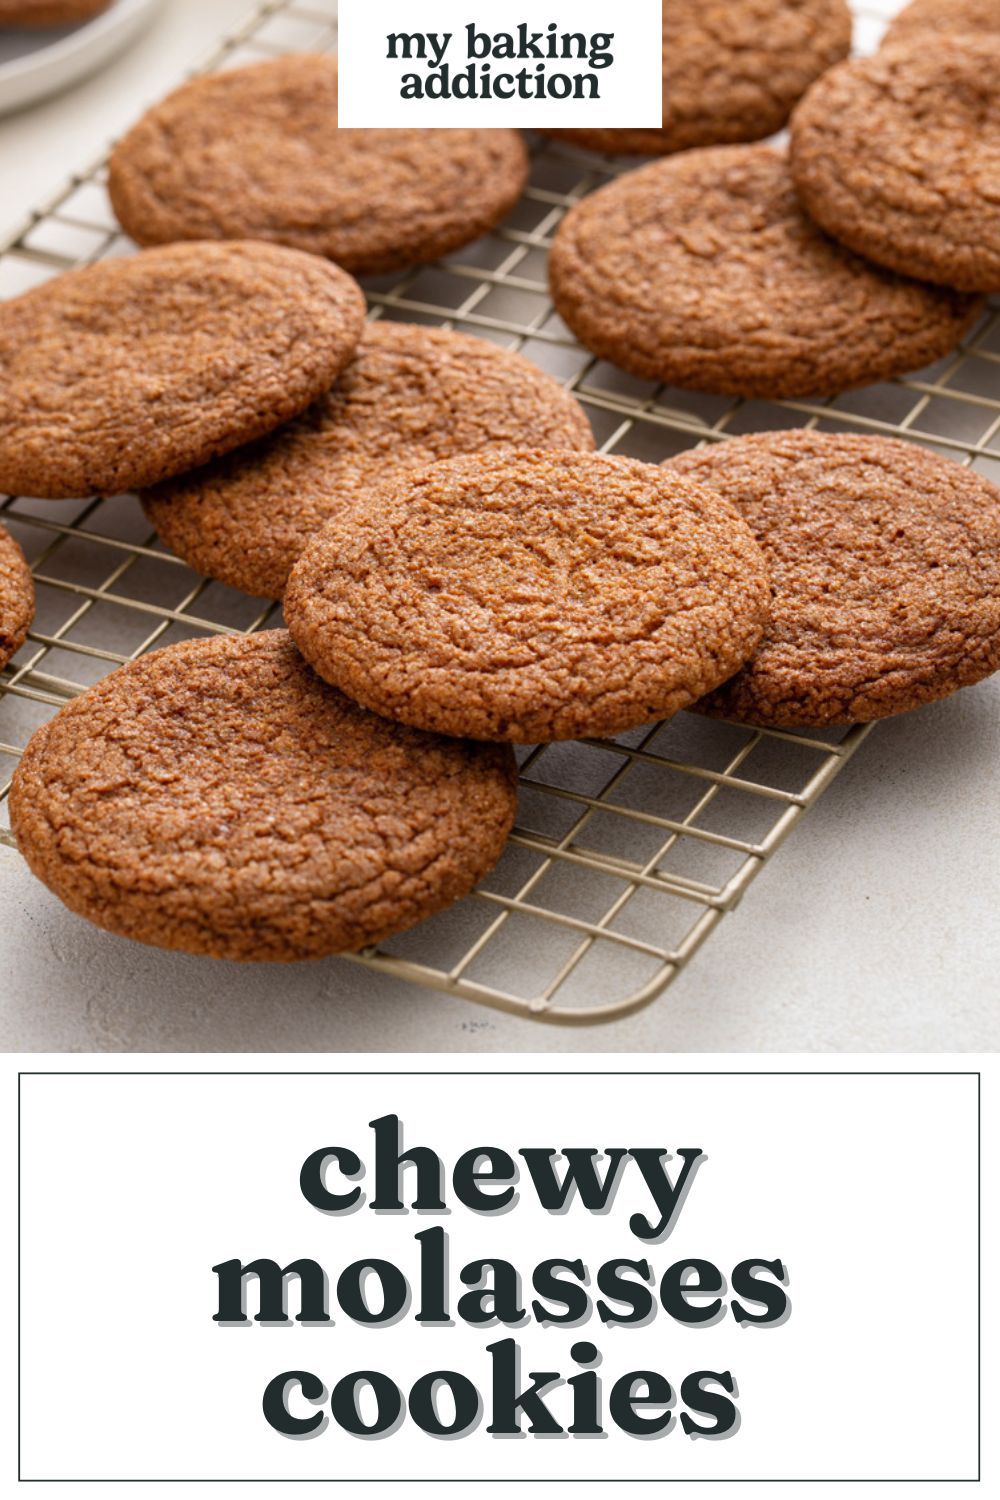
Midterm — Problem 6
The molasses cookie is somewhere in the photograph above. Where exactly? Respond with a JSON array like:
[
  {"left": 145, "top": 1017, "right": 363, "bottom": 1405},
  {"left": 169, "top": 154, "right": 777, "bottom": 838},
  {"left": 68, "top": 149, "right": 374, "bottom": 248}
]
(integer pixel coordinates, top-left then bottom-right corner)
[
  {"left": 884, "top": 0, "right": 999, "bottom": 46},
  {"left": 8, "top": 630, "right": 517, "bottom": 960},
  {"left": 0, "top": 241, "right": 365, "bottom": 500},
  {"left": 0, "top": 1, "right": 110, "bottom": 23},
  {"left": 284, "top": 450, "right": 771, "bottom": 743},
  {"left": 143, "top": 322, "right": 595, "bottom": 600},
  {"left": 108, "top": 54, "right": 528, "bottom": 275},
  {"left": 542, "top": 0, "right": 851, "bottom": 156},
  {"left": 548, "top": 145, "right": 979, "bottom": 398},
  {"left": 668, "top": 431, "right": 1000, "bottom": 726},
  {"left": 791, "top": 37, "right": 1000, "bottom": 291},
  {"left": 0, "top": 523, "right": 33, "bottom": 671}
]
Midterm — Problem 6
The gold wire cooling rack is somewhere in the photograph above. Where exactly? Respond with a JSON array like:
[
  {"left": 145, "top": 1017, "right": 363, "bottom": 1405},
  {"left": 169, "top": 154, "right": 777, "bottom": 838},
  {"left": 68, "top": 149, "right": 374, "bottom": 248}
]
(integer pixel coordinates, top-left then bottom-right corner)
[{"left": 2, "top": 0, "right": 995, "bottom": 1025}]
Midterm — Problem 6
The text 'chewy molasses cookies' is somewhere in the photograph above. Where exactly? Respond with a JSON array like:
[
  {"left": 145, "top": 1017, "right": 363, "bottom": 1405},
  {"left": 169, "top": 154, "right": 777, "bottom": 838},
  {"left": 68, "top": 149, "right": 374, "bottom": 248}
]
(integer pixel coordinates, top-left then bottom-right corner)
[
  {"left": 884, "top": 0, "right": 1000, "bottom": 47},
  {"left": 143, "top": 322, "right": 596, "bottom": 601},
  {"left": 9, "top": 631, "right": 517, "bottom": 961},
  {"left": 548, "top": 145, "right": 980, "bottom": 399},
  {"left": 668, "top": 431, "right": 1000, "bottom": 727},
  {"left": 791, "top": 37, "right": 1000, "bottom": 292},
  {"left": 284, "top": 450, "right": 771, "bottom": 743},
  {"left": 108, "top": 54, "right": 528, "bottom": 276},
  {"left": 0, "top": 523, "right": 33, "bottom": 672},
  {"left": 543, "top": 0, "right": 851, "bottom": 156},
  {"left": 0, "top": 242, "right": 365, "bottom": 500},
  {"left": 0, "top": 1, "right": 110, "bottom": 23}
]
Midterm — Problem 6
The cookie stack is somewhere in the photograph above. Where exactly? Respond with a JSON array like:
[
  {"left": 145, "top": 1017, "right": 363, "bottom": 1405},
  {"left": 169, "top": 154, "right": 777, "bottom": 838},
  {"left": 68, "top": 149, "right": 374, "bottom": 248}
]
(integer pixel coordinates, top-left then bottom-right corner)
[{"left": 5, "top": 8, "right": 1000, "bottom": 966}]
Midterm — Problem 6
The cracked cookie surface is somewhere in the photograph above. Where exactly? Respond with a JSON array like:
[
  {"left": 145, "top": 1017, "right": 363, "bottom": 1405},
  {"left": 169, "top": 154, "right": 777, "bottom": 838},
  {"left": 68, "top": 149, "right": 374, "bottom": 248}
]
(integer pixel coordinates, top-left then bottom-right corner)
[
  {"left": 143, "top": 322, "right": 596, "bottom": 601},
  {"left": 108, "top": 54, "right": 528, "bottom": 275},
  {"left": 0, "top": 241, "right": 365, "bottom": 499},
  {"left": 668, "top": 431, "right": 1000, "bottom": 726},
  {"left": 543, "top": 0, "right": 851, "bottom": 156},
  {"left": 284, "top": 450, "right": 771, "bottom": 743},
  {"left": 0, "top": 523, "right": 33, "bottom": 672},
  {"left": 9, "top": 630, "right": 517, "bottom": 960},
  {"left": 791, "top": 36, "right": 1000, "bottom": 291},
  {"left": 548, "top": 145, "right": 980, "bottom": 398}
]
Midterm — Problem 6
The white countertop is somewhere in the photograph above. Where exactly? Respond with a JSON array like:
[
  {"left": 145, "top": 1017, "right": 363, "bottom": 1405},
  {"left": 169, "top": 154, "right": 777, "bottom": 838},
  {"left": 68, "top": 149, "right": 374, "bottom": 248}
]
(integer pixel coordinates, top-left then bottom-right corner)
[{"left": 2, "top": 0, "right": 997, "bottom": 1054}]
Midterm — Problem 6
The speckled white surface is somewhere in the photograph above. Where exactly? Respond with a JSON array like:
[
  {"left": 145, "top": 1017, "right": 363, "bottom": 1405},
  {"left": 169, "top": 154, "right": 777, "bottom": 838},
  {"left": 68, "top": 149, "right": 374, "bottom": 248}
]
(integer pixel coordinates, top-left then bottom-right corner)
[{"left": 3, "top": 0, "right": 997, "bottom": 1054}]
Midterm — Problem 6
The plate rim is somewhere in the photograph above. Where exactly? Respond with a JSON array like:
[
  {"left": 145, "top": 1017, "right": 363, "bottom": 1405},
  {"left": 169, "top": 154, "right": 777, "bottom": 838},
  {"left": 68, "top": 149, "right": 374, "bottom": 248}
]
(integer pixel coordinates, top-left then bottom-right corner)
[{"left": 0, "top": 0, "right": 165, "bottom": 87}]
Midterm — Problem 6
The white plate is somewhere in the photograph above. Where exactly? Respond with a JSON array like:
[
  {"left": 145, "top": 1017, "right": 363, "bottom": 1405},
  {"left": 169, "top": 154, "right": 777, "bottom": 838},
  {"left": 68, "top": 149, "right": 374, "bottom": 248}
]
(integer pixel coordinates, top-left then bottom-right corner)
[{"left": 0, "top": 0, "right": 164, "bottom": 117}]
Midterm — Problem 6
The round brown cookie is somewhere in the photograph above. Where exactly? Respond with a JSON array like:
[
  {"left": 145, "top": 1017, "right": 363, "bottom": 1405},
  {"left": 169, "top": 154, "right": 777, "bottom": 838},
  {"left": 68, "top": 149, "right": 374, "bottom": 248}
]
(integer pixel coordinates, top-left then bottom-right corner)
[
  {"left": 0, "top": 0, "right": 110, "bottom": 23},
  {"left": 0, "top": 241, "right": 365, "bottom": 500},
  {"left": 143, "top": 322, "right": 596, "bottom": 601},
  {"left": 548, "top": 144, "right": 980, "bottom": 399},
  {"left": 884, "top": 0, "right": 1000, "bottom": 46},
  {"left": 542, "top": 0, "right": 851, "bottom": 157},
  {"left": 791, "top": 37, "right": 1000, "bottom": 292},
  {"left": 0, "top": 523, "right": 33, "bottom": 671},
  {"left": 108, "top": 54, "right": 528, "bottom": 275},
  {"left": 8, "top": 630, "right": 517, "bottom": 961},
  {"left": 667, "top": 431, "right": 1000, "bottom": 727},
  {"left": 284, "top": 450, "right": 771, "bottom": 743}
]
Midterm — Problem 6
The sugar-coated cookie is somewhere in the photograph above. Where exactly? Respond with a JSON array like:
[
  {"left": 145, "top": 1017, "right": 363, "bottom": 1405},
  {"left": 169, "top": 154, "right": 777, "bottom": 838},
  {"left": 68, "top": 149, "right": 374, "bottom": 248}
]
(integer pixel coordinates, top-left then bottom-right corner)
[
  {"left": 0, "top": 241, "right": 365, "bottom": 499},
  {"left": 9, "top": 631, "right": 518, "bottom": 960},
  {"left": 791, "top": 37, "right": 1000, "bottom": 291},
  {"left": 669, "top": 432, "right": 1000, "bottom": 725},
  {"left": 0, "top": 1, "right": 110, "bottom": 24},
  {"left": 284, "top": 450, "right": 771, "bottom": 743},
  {"left": 108, "top": 54, "right": 528, "bottom": 275},
  {"left": 884, "top": 0, "right": 999, "bottom": 46},
  {"left": 549, "top": 145, "right": 980, "bottom": 397}
]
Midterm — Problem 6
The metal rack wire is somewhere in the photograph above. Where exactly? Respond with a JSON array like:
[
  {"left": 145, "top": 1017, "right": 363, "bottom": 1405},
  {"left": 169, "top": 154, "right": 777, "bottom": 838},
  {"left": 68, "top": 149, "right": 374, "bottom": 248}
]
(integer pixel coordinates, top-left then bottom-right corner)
[{"left": 1, "top": 0, "right": 991, "bottom": 1023}]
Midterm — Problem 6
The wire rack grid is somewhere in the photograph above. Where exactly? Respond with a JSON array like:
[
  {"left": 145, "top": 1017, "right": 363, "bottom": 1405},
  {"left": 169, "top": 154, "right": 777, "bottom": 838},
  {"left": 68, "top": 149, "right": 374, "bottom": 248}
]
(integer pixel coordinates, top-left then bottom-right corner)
[{"left": 1, "top": 0, "right": 994, "bottom": 1025}]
